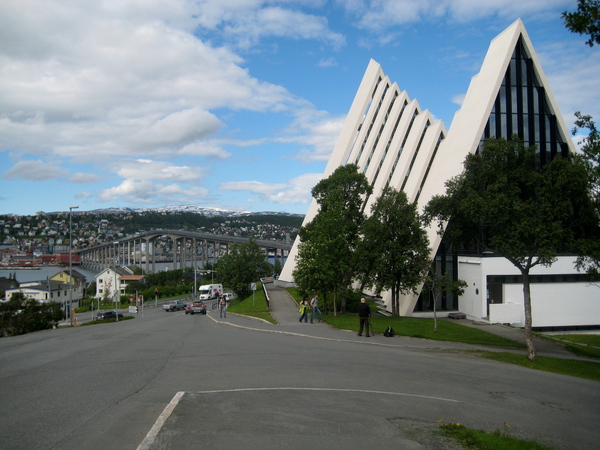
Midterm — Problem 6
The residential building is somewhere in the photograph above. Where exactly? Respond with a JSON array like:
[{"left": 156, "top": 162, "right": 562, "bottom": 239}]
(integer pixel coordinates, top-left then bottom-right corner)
[
  {"left": 3, "top": 279, "right": 82, "bottom": 311},
  {"left": 95, "top": 266, "right": 141, "bottom": 300}
]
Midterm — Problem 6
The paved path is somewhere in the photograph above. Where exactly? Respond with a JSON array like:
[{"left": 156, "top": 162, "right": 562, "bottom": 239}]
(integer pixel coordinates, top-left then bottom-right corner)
[{"left": 262, "top": 282, "right": 580, "bottom": 360}]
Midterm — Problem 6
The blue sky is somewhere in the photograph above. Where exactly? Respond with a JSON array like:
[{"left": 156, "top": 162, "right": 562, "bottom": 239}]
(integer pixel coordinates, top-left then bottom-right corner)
[{"left": 1, "top": 0, "right": 598, "bottom": 216}]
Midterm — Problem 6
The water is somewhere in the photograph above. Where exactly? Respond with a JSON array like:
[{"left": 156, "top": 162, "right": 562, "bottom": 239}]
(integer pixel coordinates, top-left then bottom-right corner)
[
  {"left": 1, "top": 257, "right": 285, "bottom": 285},
  {"left": 0, "top": 266, "right": 100, "bottom": 284}
]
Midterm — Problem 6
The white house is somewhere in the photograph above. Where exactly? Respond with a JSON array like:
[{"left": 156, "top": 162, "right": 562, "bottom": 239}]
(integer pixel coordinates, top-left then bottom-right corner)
[
  {"left": 95, "top": 266, "right": 141, "bottom": 300},
  {"left": 4, "top": 279, "right": 82, "bottom": 311}
]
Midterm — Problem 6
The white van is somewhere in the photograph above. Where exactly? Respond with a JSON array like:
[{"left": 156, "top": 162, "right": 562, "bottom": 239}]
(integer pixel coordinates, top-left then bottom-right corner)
[{"left": 198, "top": 284, "right": 223, "bottom": 301}]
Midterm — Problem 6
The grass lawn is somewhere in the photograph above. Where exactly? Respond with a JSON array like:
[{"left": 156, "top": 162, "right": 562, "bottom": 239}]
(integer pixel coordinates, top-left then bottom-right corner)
[
  {"left": 542, "top": 334, "right": 600, "bottom": 359},
  {"left": 475, "top": 351, "right": 600, "bottom": 382},
  {"left": 226, "top": 284, "right": 277, "bottom": 324},
  {"left": 323, "top": 314, "right": 525, "bottom": 348},
  {"left": 438, "top": 421, "right": 553, "bottom": 450}
]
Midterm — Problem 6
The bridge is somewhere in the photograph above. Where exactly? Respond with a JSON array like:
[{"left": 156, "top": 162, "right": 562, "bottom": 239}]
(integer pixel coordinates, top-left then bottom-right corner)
[{"left": 77, "top": 229, "right": 292, "bottom": 273}]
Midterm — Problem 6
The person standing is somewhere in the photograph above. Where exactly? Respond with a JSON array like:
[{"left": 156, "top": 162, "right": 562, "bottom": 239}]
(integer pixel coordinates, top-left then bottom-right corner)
[
  {"left": 298, "top": 296, "right": 309, "bottom": 323},
  {"left": 219, "top": 295, "right": 227, "bottom": 318},
  {"left": 310, "top": 294, "right": 322, "bottom": 324},
  {"left": 357, "top": 297, "right": 371, "bottom": 337}
]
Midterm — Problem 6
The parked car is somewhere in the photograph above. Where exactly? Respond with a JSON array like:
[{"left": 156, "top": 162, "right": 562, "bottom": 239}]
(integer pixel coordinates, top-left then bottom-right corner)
[
  {"left": 185, "top": 301, "right": 207, "bottom": 315},
  {"left": 162, "top": 300, "right": 187, "bottom": 312},
  {"left": 96, "top": 311, "right": 124, "bottom": 320}
]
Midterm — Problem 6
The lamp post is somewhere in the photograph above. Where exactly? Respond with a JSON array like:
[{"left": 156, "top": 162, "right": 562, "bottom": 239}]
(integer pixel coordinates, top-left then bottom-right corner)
[
  {"left": 69, "top": 205, "right": 79, "bottom": 326},
  {"left": 114, "top": 241, "right": 119, "bottom": 322}
]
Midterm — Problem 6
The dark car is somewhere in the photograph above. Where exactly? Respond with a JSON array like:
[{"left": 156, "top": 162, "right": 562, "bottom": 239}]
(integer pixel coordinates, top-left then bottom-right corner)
[
  {"left": 96, "top": 311, "right": 124, "bottom": 320},
  {"left": 185, "top": 301, "right": 207, "bottom": 315}
]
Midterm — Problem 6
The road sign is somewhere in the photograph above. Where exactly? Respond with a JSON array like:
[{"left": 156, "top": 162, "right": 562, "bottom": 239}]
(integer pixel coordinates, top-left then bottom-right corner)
[
  {"left": 251, "top": 283, "right": 257, "bottom": 291},
  {"left": 129, "top": 306, "right": 138, "bottom": 314}
]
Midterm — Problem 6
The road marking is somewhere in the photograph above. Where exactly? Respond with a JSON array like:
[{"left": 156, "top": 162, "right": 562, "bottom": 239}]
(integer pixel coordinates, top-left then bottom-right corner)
[
  {"left": 191, "top": 387, "right": 462, "bottom": 403},
  {"left": 138, "top": 387, "right": 460, "bottom": 448},
  {"left": 136, "top": 391, "right": 184, "bottom": 450}
]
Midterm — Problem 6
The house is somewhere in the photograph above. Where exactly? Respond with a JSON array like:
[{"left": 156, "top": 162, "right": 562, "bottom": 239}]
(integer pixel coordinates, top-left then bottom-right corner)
[
  {"left": 95, "top": 266, "right": 145, "bottom": 300},
  {"left": 50, "top": 269, "right": 87, "bottom": 290},
  {"left": 3, "top": 279, "right": 82, "bottom": 310},
  {"left": 279, "top": 19, "right": 599, "bottom": 330}
]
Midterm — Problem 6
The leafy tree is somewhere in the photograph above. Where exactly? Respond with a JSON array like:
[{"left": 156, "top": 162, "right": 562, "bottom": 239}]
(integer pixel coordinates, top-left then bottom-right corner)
[
  {"left": 293, "top": 228, "right": 336, "bottom": 303},
  {"left": 294, "top": 165, "right": 372, "bottom": 315},
  {"left": 125, "top": 280, "right": 148, "bottom": 295},
  {"left": 86, "top": 281, "right": 97, "bottom": 297},
  {"left": 357, "top": 187, "right": 430, "bottom": 316},
  {"left": 215, "top": 238, "right": 272, "bottom": 298},
  {"left": 0, "top": 295, "right": 62, "bottom": 337},
  {"left": 421, "top": 269, "right": 467, "bottom": 332},
  {"left": 424, "top": 137, "right": 596, "bottom": 361},
  {"left": 272, "top": 258, "right": 283, "bottom": 277},
  {"left": 562, "top": 0, "right": 600, "bottom": 47},
  {"left": 571, "top": 112, "right": 600, "bottom": 278}
]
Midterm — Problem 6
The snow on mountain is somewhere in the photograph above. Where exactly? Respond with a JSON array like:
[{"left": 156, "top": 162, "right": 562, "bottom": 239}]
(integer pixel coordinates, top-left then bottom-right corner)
[{"left": 86, "top": 205, "right": 303, "bottom": 217}]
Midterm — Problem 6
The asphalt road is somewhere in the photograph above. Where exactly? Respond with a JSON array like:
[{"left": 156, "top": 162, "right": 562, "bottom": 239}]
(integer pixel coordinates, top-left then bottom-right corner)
[{"left": 0, "top": 289, "right": 598, "bottom": 450}]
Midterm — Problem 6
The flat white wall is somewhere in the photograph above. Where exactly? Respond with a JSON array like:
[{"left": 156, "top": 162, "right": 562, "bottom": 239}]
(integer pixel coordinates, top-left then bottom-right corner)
[
  {"left": 504, "top": 282, "right": 599, "bottom": 327},
  {"left": 458, "top": 255, "right": 600, "bottom": 327},
  {"left": 457, "top": 258, "right": 486, "bottom": 319}
]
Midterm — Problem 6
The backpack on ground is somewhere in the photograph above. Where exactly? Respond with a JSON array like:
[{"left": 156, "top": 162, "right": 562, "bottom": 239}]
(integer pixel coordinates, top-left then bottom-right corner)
[{"left": 383, "top": 326, "right": 395, "bottom": 337}]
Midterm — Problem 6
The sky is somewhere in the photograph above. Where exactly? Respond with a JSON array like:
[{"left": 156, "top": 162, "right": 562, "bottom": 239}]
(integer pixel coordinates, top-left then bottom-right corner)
[{"left": 1, "top": 0, "right": 598, "bottom": 216}]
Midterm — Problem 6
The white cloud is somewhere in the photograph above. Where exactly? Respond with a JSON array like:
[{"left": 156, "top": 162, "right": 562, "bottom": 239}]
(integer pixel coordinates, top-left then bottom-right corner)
[
  {"left": 226, "top": 6, "right": 345, "bottom": 50},
  {"left": 219, "top": 172, "right": 322, "bottom": 205},
  {"left": 317, "top": 57, "right": 338, "bottom": 67},
  {"left": 70, "top": 173, "right": 101, "bottom": 184},
  {"left": 339, "top": 0, "right": 573, "bottom": 30},
  {"left": 538, "top": 43, "right": 600, "bottom": 125},
  {"left": 2, "top": 160, "right": 67, "bottom": 180},
  {"left": 114, "top": 159, "right": 208, "bottom": 183},
  {"left": 284, "top": 110, "right": 346, "bottom": 163},
  {"left": 98, "top": 179, "right": 210, "bottom": 204},
  {"left": 0, "top": 1, "right": 299, "bottom": 163}
]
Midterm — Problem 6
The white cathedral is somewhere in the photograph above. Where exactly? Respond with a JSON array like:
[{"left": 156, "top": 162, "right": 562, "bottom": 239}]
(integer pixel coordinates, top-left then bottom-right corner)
[{"left": 279, "top": 19, "right": 599, "bottom": 330}]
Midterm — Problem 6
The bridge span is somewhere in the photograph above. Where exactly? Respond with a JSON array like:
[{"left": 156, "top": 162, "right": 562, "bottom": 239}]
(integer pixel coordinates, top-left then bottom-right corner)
[{"left": 77, "top": 229, "right": 292, "bottom": 273}]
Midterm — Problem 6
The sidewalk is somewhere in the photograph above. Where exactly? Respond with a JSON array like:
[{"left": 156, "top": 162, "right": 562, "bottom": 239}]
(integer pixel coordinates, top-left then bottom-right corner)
[{"left": 210, "top": 283, "right": 584, "bottom": 360}]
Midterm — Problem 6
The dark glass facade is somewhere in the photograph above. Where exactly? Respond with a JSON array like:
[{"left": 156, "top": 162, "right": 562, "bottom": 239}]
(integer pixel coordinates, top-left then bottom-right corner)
[
  {"left": 479, "top": 36, "right": 570, "bottom": 165},
  {"left": 416, "top": 35, "right": 572, "bottom": 312}
]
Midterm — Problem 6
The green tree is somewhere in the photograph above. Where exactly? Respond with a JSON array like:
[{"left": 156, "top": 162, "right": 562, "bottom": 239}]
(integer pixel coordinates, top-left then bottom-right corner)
[
  {"left": 215, "top": 238, "right": 272, "bottom": 298},
  {"left": 0, "top": 295, "right": 62, "bottom": 337},
  {"left": 293, "top": 226, "right": 336, "bottom": 304},
  {"left": 125, "top": 280, "right": 148, "bottom": 295},
  {"left": 357, "top": 187, "right": 430, "bottom": 316},
  {"left": 562, "top": 0, "right": 600, "bottom": 47},
  {"left": 294, "top": 165, "right": 372, "bottom": 315},
  {"left": 86, "top": 281, "right": 97, "bottom": 297},
  {"left": 421, "top": 269, "right": 467, "bottom": 332},
  {"left": 424, "top": 137, "right": 596, "bottom": 361},
  {"left": 572, "top": 112, "right": 600, "bottom": 278}
]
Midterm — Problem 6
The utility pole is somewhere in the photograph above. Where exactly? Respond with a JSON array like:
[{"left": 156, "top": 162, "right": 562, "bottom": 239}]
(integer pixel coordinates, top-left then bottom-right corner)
[{"left": 68, "top": 205, "right": 79, "bottom": 326}]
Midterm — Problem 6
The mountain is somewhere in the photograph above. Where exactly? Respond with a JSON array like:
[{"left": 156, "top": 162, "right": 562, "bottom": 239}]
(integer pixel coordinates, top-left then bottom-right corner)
[{"left": 85, "top": 205, "right": 304, "bottom": 218}]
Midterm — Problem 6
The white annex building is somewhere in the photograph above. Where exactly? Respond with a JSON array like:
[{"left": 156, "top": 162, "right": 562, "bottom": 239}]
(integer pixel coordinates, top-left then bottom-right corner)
[{"left": 279, "top": 19, "right": 599, "bottom": 330}]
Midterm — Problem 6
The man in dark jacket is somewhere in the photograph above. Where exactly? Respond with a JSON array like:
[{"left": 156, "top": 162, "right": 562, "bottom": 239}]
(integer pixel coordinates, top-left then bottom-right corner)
[{"left": 357, "top": 297, "right": 371, "bottom": 337}]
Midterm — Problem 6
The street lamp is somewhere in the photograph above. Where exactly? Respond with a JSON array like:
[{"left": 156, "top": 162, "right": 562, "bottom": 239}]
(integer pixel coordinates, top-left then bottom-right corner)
[
  {"left": 69, "top": 205, "right": 79, "bottom": 326},
  {"left": 114, "top": 241, "right": 119, "bottom": 322}
]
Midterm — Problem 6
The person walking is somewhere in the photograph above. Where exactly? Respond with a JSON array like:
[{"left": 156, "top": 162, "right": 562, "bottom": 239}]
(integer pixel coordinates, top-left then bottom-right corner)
[
  {"left": 219, "top": 295, "right": 227, "bottom": 318},
  {"left": 298, "top": 296, "right": 309, "bottom": 323},
  {"left": 310, "top": 294, "right": 322, "bottom": 324},
  {"left": 357, "top": 297, "right": 371, "bottom": 337}
]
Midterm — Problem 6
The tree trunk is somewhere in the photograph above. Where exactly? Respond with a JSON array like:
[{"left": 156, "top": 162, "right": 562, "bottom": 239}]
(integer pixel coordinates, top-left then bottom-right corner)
[
  {"left": 392, "top": 285, "right": 398, "bottom": 316},
  {"left": 522, "top": 270, "right": 536, "bottom": 361},
  {"left": 333, "top": 286, "right": 338, "bottom": 317},
  {"left": 433, "top": 289, "right": 438, "bottom": 332}
]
